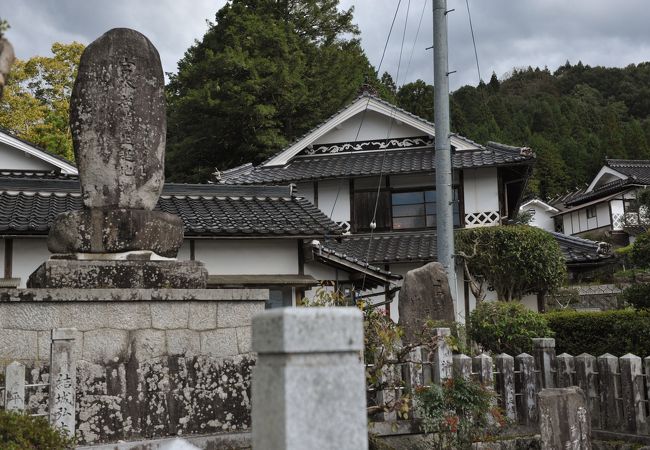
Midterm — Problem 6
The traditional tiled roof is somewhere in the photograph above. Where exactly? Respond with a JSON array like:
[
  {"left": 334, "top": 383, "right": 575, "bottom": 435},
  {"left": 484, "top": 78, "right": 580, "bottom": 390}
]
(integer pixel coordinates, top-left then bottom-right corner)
[
  {"left": 221, "top": 143, "right": 535, "bottom": 185},
  {"left": 565, "top": 178, "right": 637, "bottom": 206},
  {"left": 322, "top": 230, "right": 612, "bottom": 266},
  {"left": 0, "top": 176, "right": 342, "bottom": 237},
  {"left": 606, "top": 159, "right": 650, "bottom": 182}
]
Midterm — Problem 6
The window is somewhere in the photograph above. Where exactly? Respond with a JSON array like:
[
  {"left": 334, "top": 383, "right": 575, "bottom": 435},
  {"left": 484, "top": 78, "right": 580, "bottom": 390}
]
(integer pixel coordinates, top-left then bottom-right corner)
[
  {"left": 586, "top": 206, "right": 597, "bottom": 219},
  {"left": 266, "top": 287, "right": 293, "bottom": 309},
  {"left": 391, "top": 189, "right": 460, "bottom": 230}
]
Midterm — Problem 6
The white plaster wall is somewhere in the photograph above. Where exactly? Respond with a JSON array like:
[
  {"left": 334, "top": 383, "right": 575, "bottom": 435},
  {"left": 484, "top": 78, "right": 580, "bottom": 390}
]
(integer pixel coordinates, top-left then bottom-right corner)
[
  {"left": 13, "top": 238, "right": 50, "bottom": 287},
  {"left": 312, "top": 110, "right": 422, "bottom": 144},
  {"left": 597, "top": 203, "right": 611, "bottom": 227},
  {"left": 0, "top": 142, "right": 57, "bottom": 171},
  {"left": 295, "top": 182, "right": 315, "bottom": 205},
  {"left": 463, "top": 168, "right": 499, "bottom": 214},
  {"left": 177, "top": 240, "right": 191, "bottom": 260},
  {"left": 525, "top": 204, "right": 555, "bottom": 232},
  {"left": 0, "top": 239, "right": 4, "bottom": 276},
  {"left": 317, "top": 179, "right": 350, "bottom": 222},
  {"left": 194, "top": 239, "right": 298, "bottom": 275}
]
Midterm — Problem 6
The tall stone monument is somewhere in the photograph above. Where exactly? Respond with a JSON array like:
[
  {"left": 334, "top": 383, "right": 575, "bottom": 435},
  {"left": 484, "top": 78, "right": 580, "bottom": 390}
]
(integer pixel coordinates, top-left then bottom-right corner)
[
  {"left": 28, "top": 28, "right": 206, "bottom": 288},
  {"left": 398, "top": 262, "right": 455, "bottom": 344}
]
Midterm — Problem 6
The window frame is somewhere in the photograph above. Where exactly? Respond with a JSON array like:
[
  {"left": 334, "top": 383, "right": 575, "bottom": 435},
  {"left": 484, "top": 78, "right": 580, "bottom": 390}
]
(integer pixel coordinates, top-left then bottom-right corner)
[{"left": 586, "top": 206, "right": 597, "bottom": 219}]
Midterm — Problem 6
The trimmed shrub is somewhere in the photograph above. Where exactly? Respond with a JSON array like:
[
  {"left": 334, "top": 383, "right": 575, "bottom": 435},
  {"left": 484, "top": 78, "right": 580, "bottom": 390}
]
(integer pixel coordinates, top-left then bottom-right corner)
[
  {"left": 546, "top": 309, "right": 650, "bottom": 357},
  {"left": 631, "top": 232, "right": 650, "bottom": 269},
  {"left": 0, "top": 410, "right": 75, "bottom": 449},
  {"left": 619, "top": 283, "right": 650, "bottom": 310},
  {"left": 468, "top": 301, "right": 554, "bottom": 355}
]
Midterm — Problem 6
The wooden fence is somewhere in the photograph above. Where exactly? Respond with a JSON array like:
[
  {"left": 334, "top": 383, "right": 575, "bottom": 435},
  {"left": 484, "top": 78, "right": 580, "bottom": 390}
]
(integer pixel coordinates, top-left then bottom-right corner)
[
  {"left": 368, "top": 328, "right": 650, "bottom": 435},
  {"left": 0, "top": 328, "right": 77, "bottom": 436}
]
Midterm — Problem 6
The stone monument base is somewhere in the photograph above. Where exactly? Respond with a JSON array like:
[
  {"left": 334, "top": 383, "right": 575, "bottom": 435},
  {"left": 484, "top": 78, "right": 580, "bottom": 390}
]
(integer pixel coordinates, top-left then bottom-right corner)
[{"left": 27, "top": 259, "right": 208, "bottom": 289}]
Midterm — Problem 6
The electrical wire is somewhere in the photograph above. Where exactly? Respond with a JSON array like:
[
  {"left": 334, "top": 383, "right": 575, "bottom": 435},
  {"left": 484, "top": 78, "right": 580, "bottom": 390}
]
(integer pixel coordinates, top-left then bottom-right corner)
[
  {"left": 465, "top": 0, "right": 482, "bottom": 83},
  {"left": 404, "top": 0, "right": 428, "bottom": 80}
]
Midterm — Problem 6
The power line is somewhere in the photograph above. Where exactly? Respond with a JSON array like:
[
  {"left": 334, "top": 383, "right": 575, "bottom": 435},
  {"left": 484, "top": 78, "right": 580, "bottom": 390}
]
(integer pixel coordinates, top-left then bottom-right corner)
[
  {"left": 404, "top": 0, "right": 428, "bottom": 80},
  {"left": 465, "top": 0, "right": 482, "bottom": 83}
]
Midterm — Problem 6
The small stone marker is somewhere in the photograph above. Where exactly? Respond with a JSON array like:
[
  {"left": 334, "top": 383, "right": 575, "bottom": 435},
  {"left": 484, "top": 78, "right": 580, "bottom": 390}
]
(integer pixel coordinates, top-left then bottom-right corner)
[
  {"left": 5, "top": 361, "right": 25, "bottom": 411},
  {"left": 538, "top": 387, "right": 591, "bottom": 450},
  {"left": 398, "top": 262, "right": 454, "bottom": 344},
  {"left": 251, "top": 308, "right": 368, "bottom": 450},
  {"left": 49, "top": 328, "right": 77, "bottom": 437}
]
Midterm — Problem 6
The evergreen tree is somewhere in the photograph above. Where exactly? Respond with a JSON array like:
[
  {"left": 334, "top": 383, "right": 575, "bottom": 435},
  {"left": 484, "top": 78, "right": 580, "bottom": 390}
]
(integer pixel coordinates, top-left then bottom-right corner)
[{"left": 166, "top": 0, "right": 374, "bottom": 182}]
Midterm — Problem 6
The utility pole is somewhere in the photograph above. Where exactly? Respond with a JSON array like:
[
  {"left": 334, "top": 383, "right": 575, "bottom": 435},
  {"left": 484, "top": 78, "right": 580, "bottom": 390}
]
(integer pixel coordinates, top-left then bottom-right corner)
[{"left": 433, "top": 0, "right": 458, "bottom": 316}]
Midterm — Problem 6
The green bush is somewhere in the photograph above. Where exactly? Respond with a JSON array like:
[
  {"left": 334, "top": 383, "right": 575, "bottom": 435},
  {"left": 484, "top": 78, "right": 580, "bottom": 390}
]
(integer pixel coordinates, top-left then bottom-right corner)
[
  {"left": 546, "top": 309, "right": 650, "bottom": 356},
  {"left": 0, "top": 410, "right": 75, "bottom": 449},
  {"left": 619, "top": 283, "right": 650, "bottom": 310},
  {"left": 631, "top": 232, "right": 650, "bottom": 269},
  {"left": 468, "top": 301, "right": 554, "bottom": 355}
]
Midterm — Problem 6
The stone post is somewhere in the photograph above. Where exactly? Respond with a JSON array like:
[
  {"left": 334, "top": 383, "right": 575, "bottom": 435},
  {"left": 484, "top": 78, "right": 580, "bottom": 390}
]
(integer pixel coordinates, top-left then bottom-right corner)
[
  {"left": 598, "top": 353, "right": 623, "bottom": 431},
  {"left": 452, "top": 354, "right": 472, "bottom": 381},
  {"left": 251, "top": 308, "right": 367, "bottom": 450},
  {"left": 557, "top": 353, "right": 575, "bottom": 388},
  {"left": 376, "top": 351, "right": 398, "bottom": 422},
  {"left": 49, "top": 328, "right": 77, "bottom": 437},
  {"left": 473, "top": 353, "right": 493, "bottom": 387},
  {"left": 403, "top": 346, "right": 425, "bottom": 419},
  {"left": 431, "top": 327, "right": 452, "bottom": 383},
  {"left": 575, "top": 353, "right": 600, "bottom": 429},
  {"left": 515, "top": 353, "right": 537, "bottom": 426},
  {"left": 496, "top": 353, "right": 517, "bottom": 421},
  {"left": 533, "top": 338, "right": 556, "bottom": 389},
  {"left": 619, "top": 353, "right": 647, "bottom": 434},
  {"left": 4, "top": 361, "right": 25, "bottom": 411},
  {"left": 538, "top": 387, "right": 591, "bottom": 450}
]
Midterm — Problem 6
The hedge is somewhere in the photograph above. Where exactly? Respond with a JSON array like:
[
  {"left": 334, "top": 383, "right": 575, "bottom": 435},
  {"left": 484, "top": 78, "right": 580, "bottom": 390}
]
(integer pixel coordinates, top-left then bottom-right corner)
[{"left": 546, "top": 309, "right": 650, "bottom": 357}]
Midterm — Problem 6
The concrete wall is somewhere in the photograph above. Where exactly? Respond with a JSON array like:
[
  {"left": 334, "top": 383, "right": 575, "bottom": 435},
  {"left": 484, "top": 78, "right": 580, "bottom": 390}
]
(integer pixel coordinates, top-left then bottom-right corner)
[{"left": 0, "top": 287, "right": 266, "bottom": 445}]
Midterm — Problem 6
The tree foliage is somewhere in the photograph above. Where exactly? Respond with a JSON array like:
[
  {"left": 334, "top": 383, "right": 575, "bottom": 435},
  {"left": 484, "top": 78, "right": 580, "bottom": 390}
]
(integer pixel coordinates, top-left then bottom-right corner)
[
  {"left": 166, "top": 0, "right": 375, "bottom": 182},
  {"left": 0, "top": 42, "right": 84, "bottom": 161},
  {"left": 394, "top": 62, "right": 650, "bottom": 199},
  {"left": 456, "top": 225, "right": 566, "bottom": 301}
]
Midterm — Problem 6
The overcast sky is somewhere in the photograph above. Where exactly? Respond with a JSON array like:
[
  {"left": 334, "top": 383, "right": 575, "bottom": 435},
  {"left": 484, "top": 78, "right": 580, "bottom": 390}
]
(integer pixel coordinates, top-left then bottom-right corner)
[{"left": 3, "top": 0, "right": 650, "bottom": 90}]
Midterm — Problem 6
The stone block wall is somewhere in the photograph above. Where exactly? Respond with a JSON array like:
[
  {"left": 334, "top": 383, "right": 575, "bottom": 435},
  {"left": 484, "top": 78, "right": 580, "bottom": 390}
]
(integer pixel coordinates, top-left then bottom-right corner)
[{"left": 0, "top": 288, "right": 266, "bottom": 444}]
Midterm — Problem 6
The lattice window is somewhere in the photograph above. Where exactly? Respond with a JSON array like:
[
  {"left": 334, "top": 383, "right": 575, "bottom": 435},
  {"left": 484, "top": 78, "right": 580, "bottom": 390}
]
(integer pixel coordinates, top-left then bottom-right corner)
[
  {"left": 612, "top": 213, "right": 624, "bottom": 230},
  {"left": 464, "top": 211, "right": 501, "bottom": 228}
]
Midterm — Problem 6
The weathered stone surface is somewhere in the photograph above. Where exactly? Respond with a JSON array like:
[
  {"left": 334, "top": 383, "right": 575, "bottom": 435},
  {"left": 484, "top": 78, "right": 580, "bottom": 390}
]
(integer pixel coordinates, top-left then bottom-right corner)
[
  {"left": 50, "top": 328, "right": 77, "bottom": 436},
  {"left": 0, "top": 329, "right": 38, "bottom": 360},
  {"left": 538, "top": 387, "right": 591, "bottom": 449},
  {"left": 398, "top": 262, "right": 454, "bottom": 343},
  {"left": 47, "top": 209, "right": 184, "bottom": 257},
  {"left": 82, "top": 329, "right": 129, "bottom": 363},
  {"left": 151, "top": 302, "right": 189, "bottom": 329},
  {"left": 166, "top": 329, "right": 200, "bottom": 356},
  {"left": 252, "top": 308, "right": 368, "bottom": 450},
  {"left": 0, "top": 288, "right": 267, "bottom": 303},
  {"left": 236, "top": 327, "right": 252, "bottom": 354},
  {"left": 0, "top": 37, "right": 15, "bottom": 99},
  {"left": 27, "top": 259, "right": 208, "bottom": 289},
  {"left": 131, "top": 329, "right": 167, "bottom": 360},
  {"left": 189, "top": 302, "right": 217, "bottom": 330},
  {"left": 105, "top": 303, "right": 151, "bottom": 329},
  {"left": 38, "top": 329, "right": 83, "bottom": 361},
  {"left": 200, "top": 329, "right": 239, "bottom": 357},
  {"left": 70, "top": 28, "right": 166, "bottom": 210},
  {"left": 217, "top": 301, "right": 264, "bottom": 328}
]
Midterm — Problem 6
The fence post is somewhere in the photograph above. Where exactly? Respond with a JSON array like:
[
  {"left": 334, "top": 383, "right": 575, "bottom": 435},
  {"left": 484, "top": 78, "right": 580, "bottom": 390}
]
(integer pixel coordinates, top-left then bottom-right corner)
[
  {"left": 431, "top": 328, "right": 452, "bottom": 384},
  {"left": 575, "top": 353, "right": 600, "bottom": 429},
  {"left": 598, "top": 353, "right": 623, "bottom": 431},
  {"left": 453, "top": 354, "right": 472, "bottom": 381},
  {"left": 49, "top": 328, "right": 77, "bottom": 437},
  {"left": 515, "top": 353, "right": 537, "bottom": 426},
  {"left": 496, "top": 353, "right": 517, "bottom": 422},
  {"left": 403, "top": 346, "right": 425, "bottom": 419},
  {"left": 5, "top": 361, "right": 25, "bottom": 411},
  {"left": 557, "top": 353, "right": 575, "bottom": 388},
  {"left": 620, "top": 354, "right": 647, "bottom": 434},
  {"left": 473, "top": 353, "right": 493, "bottom": 387},
  {"left": 376, "top": 352, "right": 398, "bottom": 422},
  {"left": 251, "top": 308, "right": 367, "bottom": 450},
  {"left": 533, "top": 338, "right": 556, "bottom": 389}
]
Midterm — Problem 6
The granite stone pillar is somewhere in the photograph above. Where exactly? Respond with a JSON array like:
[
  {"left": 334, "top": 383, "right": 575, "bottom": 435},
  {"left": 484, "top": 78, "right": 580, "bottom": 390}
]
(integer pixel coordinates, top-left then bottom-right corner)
[
  {"left": 538, "top": 387, "right": 591, "bottom": 450},
  {"left": 49, "top": 328, "right": 77, "bottom": 437},
  {"left": 251, "top": 308, "right": 368, "bottom": 450}
]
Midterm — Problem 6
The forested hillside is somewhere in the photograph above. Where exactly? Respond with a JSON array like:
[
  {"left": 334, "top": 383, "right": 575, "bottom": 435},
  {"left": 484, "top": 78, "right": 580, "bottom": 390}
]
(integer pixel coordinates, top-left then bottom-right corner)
[{"left": 394, "top": 63, "right": 650, "bottom": 199}]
